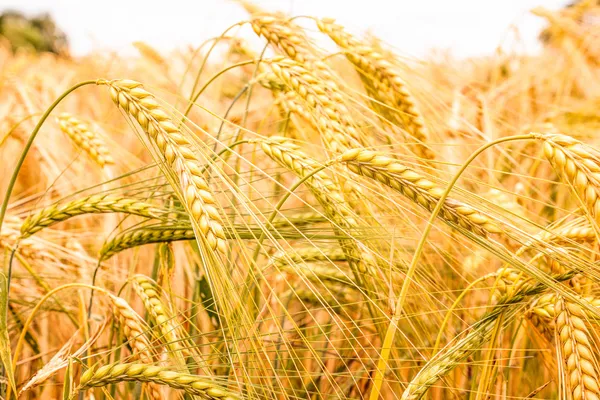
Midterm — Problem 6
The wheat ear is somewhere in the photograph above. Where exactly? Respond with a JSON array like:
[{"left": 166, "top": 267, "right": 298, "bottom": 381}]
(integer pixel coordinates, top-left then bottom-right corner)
[
  {"left": 109, "top": 295, "right": 162, "bottom": 399},
  {"left": 534, "top": 132, "right": 600, "bottom": 225},
  {"left": 555, "top": 296, "right": 600, "bottom": 400},
  {"left": 402, "top": 271, "right": 575, "bottom": 399},
  {"left": 256, "top": 138, "right": 370, "bottom": 274},
  {"left": 1, "top": 219, "right": 55, "bottom": 261},
  {"left": 262, "top": 58, "right": 364, "bottom": 153},
  {"left": 99, "top": 221, "right": 332, "bottom": 260},
  {"left": 78, "top": 363, "right": 240, "bottom": 400},
  {"left": 527, "top": 293, "right": 556, "bottom": 342},
  {"left": 247, "top": 13, "right": 317, "bottom": 65},
  {"left": 270, "top": 247, "right": 352, "bottom": 284},
  {"left": 341, "top": 148, "right": 501, "bottom": 236},
  {"left": 97, "top": 79, "right": 226, "bottom": 253},
  {"left": 57, "top": 112, "right": 114, "bottom": 167},
  {"left": 20, "top": 194, "right": 163, "bottom": 238},
  {"left": 132, "top": 275, "right": 191, "bottom": 365},
  {"left": 317, "top": 18, "right": 434, "bottom": 159}
]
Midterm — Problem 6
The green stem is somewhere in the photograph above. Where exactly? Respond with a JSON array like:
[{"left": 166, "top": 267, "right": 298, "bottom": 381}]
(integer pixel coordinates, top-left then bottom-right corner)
[
  {"left": 184, "top": 23, "right": 245, "bottom": 107},
  {"left": 0, "top": 114, "right": 42, "bottom": 147},
  {"left": 369, "top": 134, "right": 532, "bottom": 400},
  {"left": 181, "top": 59, "right": 257, "bottom": 120},
  {"left": 432, "top": 273, "right": 493, "bottom": 354}
]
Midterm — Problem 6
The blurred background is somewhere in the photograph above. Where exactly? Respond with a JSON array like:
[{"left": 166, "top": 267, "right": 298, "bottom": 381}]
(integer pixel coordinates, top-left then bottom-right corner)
[{"left": 0, "top": 0, "right": 570, "bottom": 58}]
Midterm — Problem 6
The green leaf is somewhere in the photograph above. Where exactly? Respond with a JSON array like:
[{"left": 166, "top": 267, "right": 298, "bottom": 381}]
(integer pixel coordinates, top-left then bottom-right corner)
[
  {"left": 62, "top": 358, "right": 73, "bottom": 400},
  {"left": 0, "top": 272, "right": 16, "bottom": 396}
]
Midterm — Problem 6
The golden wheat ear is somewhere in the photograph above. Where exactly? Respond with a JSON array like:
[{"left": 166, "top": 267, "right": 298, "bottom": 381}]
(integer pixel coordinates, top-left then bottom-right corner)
[
  {"left": 57, "top": 113, "right": 114, "bottom": 168},
  {"left": 77, "top": 363, "right": 240, "bottom": 400},
  {"left": 97, "top": 79, "right": 227, "bottom": 254},
  {"left": 555, "top": 297, "right": 600, "bottom": 400},
  {"left": 317, "top": 18, "right": 434, "bottom": 160}
]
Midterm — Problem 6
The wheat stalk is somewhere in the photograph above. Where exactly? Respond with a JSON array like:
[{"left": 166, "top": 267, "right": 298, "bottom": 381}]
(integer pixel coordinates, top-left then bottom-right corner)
[
  {"left": 57, "top": 112, "right": 114, "bottom": 168},
  {"left": 401, "top": 270, "right": 575, "bottom": 399},
  {"left": 77, "top": 363, "right": 239, "bottom": 400},
  {"left": 97, "top": 79, "right": 226, "bottom": 253}
]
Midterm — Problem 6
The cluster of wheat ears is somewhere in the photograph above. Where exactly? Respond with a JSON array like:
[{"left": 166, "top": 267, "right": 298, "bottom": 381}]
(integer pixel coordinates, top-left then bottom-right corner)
[{"left": 3, "top": 1, "right": 600, "bottom": 399}]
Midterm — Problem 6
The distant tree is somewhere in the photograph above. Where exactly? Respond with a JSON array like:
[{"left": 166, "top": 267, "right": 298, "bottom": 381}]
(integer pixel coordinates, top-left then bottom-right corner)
[
  {"left": 0, "top": 11, "right": 68, "bottom": 55},
  {"left": 538, "top": 0, "right": 600, "bottom": 45}
]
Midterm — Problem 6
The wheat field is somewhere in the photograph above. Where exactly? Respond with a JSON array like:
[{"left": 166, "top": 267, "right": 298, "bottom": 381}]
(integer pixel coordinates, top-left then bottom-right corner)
[{"left": 2, "top": 2, "right": 600, "bottom": 399}]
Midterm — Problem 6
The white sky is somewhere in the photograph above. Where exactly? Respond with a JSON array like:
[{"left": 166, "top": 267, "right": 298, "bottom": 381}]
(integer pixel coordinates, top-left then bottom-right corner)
[{"left": 1, "top": 0, "right": 569, "bottom": 57}]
